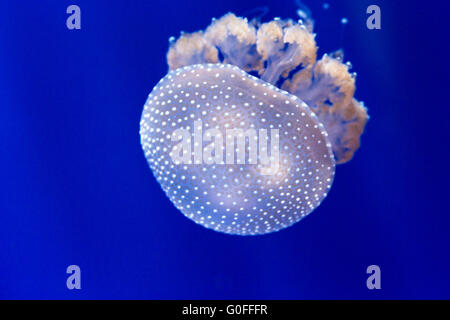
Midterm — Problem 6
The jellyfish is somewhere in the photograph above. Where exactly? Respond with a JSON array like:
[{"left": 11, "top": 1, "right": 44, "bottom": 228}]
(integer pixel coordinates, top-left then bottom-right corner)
[{"left": 140, "top": 13, "right": 368, "bottom": 235}]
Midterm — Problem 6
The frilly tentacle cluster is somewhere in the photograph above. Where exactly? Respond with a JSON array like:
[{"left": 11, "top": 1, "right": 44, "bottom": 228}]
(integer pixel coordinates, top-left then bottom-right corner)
[{"left": 167, "top": 13, "right": 368, "bottom": 164}]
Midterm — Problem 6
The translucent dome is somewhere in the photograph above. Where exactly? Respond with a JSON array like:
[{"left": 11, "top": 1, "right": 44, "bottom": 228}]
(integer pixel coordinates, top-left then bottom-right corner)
[{"left": 140, "top": 13, "right": 368, "bottom": 235}]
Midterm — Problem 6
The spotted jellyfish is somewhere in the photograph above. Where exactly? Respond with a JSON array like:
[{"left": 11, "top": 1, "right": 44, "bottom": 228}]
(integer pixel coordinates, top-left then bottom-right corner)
[{"left": 140, "top": 13, "right": 368, "bottom": 235}]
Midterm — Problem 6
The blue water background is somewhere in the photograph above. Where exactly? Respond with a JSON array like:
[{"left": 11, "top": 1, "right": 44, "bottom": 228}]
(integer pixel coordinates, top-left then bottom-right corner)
[{"left": 0, "top": 0, "right": 449, "bottom": 298}]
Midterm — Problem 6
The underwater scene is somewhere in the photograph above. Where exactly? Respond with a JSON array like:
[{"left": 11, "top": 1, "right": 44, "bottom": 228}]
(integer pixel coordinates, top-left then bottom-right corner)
[{"left": 0, "top": 0, "right": 449, "bottom": 299}]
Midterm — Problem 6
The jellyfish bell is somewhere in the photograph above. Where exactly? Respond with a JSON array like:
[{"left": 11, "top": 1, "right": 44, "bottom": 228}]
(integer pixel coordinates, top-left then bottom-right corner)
[
  {"left": 140, "top": 13, "right": 368, "bottom": 235},
  {"left": 141, "top": 64, "right": 335, "bottom": 235}
]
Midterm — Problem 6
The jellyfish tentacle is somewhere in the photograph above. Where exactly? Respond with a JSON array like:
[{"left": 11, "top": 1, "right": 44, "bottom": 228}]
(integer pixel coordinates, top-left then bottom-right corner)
[
  {"left": 285, "top": 54, "right": 368, "bottom": 163},
  {"left": 165, "top": 12, "right": 368, "bottom": 164},
  {"left": 256, "top": 20, "right": 317, "bottom": 85},
  {"left": 204, "top": 13, "right": 262, "bottom": 72},
  {"left": 167, "top": 32, "right": 219, "bottom": 71}
]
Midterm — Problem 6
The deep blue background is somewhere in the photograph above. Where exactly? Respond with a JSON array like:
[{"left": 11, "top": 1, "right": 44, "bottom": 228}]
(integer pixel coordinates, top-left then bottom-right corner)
[{"left": 1, "top": 0, "right": 449, "bottom": 299}]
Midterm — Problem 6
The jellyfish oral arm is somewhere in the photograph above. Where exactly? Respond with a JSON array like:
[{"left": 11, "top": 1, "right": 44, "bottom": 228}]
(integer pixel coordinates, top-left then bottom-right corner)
[{"left": 167, "top": 13, "right": 368, "bottom": 164}]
